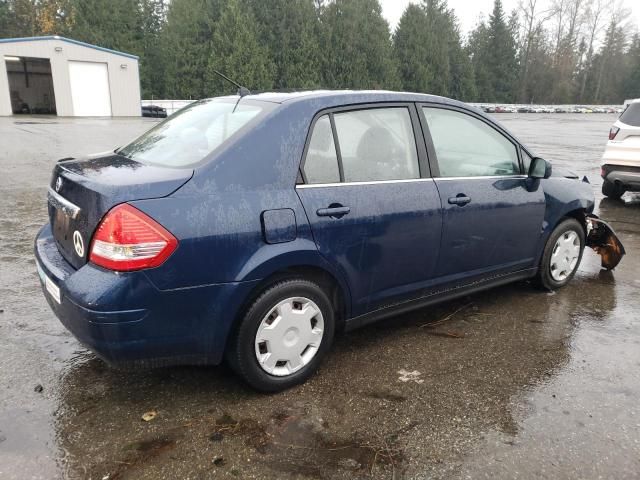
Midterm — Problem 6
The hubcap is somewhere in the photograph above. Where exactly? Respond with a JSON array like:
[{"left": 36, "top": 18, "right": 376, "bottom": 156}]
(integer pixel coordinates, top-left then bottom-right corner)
[
  {"left": 550, "top": 231, "right": 581, "bottom": 282},
  {"left": 254, "top": 297, "right": 324, "bottom": 377}
]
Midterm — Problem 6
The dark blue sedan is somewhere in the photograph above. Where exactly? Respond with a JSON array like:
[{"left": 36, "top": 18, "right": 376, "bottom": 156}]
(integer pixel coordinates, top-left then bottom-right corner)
[{"left": 34, "top": 91, "right": 623, "bottom": 391}]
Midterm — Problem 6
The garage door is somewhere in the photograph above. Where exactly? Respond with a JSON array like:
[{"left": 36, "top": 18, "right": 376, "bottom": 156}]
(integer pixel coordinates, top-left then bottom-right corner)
[{"left": 68, "top": 61, "right": 112, "bottom": 116}]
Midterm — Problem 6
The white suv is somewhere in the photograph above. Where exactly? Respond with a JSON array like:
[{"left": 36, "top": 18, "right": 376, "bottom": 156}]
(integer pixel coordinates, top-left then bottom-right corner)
[{"left": 601, "top": 99, "right": 640, "bottom": 199}]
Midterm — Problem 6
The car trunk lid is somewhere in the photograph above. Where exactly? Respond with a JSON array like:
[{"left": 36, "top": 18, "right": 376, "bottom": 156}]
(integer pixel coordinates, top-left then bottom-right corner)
[{"left": 48, "top": 153, "right": 193, "bottom": 270}]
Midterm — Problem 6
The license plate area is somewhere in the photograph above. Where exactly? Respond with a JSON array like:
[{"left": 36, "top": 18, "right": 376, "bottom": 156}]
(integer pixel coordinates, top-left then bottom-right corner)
[{"left": 37, "top": 261, "right": 61, "bottom": 304}]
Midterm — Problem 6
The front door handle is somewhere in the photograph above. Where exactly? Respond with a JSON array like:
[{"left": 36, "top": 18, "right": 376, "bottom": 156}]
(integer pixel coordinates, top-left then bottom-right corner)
[
  {"left": 448, "top": 194, "right": 471, "bottom": 206},
  {"left": 317, "top": 204, "right": 350, "bottom": 218}
]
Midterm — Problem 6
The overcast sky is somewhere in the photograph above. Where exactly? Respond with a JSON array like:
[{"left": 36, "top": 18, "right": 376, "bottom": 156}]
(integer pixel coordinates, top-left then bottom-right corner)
[{"left": 379, "top": 0, "right": 640, "bottom": 37}]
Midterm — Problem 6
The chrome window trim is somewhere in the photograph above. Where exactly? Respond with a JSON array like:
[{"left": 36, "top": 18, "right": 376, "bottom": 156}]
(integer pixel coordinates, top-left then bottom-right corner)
[
  {"left": 47, "top": 187, "right": 81, "bottom": 219},
  {"left": 435, "top": 175, "right": 528, "bottom": 181},
  {"left": 296, "top": 178, "right": 434, "bottom": 189}
]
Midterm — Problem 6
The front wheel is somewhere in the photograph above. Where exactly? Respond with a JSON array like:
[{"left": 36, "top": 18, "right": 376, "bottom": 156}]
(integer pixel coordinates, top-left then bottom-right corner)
[
  {"left": 536, "top": 218, "right": 585, "bottom": 290},
  {"left": 227, "top": 279, "right": 335, "bottom": 392}
]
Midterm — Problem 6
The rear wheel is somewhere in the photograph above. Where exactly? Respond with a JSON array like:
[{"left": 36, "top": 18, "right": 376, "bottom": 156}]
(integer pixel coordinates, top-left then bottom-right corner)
[
  {"left": 227, "top": 279, "right": 335, "bottom": 392},
  {"left": 536, "top": 218, "right": 585, "bottom": 290},
  {"left": 602, "top": 179, "right": 624, "bottom": 199}
]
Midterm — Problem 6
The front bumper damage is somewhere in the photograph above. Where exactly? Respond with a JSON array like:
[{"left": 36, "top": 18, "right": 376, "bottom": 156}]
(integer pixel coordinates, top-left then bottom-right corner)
[{"left": 586, "top": 215, "right": 626, "bottom": 270}]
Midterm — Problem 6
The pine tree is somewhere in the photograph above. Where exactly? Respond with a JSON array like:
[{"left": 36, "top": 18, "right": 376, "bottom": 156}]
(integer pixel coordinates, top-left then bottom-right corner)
[
  {"left": 246, "top": 0, "right": 322, "bottom": 89},
  {"left": 138, "top": 0, "right": 166, "bottom": 98},
  {"left": 320, "top": 0, "right": 400, "bottom": 89},
  {"left": 395, "top": 1, "right": 474, "bottom": 99},
  {"left": 484, "top": 0, "right": 518, "bottom": 102},
  {"left": 206, "top": 0, "right": 274, "bottom": 96},
  {"left": 623, "top": 34, "right": 640, "bottom": 99},
  {"left": 162, "top": 0, "right": 217, "bottom": 99}
]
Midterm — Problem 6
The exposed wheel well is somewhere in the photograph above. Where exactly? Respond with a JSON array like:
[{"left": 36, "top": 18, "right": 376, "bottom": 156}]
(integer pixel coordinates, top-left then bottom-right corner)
[{"left": 561, "top": 208, "right": 588, "bottom": 235}]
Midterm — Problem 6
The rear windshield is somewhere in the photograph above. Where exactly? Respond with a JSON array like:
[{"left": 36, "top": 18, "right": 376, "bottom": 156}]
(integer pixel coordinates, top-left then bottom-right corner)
[
  {"left": 620, "top": 103, "right": 640, "bottom": 127},
  {"left": 119, "top": 98, "right": 274, "bottom": 167}
]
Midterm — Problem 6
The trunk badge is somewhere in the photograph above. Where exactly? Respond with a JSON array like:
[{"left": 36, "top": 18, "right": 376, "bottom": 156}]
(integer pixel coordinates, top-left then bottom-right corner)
[
  {"left": 55, "top": 176, "right": 63, "bottom": 192},
  {"left": 73, "top": 231, "right": 85, "bottom": 257}
]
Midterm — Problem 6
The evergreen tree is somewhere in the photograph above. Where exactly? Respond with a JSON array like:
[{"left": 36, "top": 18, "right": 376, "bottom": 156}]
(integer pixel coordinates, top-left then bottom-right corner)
[
  {"left": 246, "top": 0, "right": 322, "bottom": 89},
  {"left": 10, "top": 0, "right": 39, "bottom": 37},
  {"left": 138, "top": 0, "right": 167, "bottom": 98},
  {"left": 162, "top": 0, "right": 218, "bottom": 99},
  {"left": 67, "top": 0, "right": 141, "bottom": 53},
  {"left": 206, "top": 0, "right": 273, "bottom": 96},
  {"left": 623, "top": 34, "right": 640, "bottom": 99},
  {"left": 0, "top": 0, "right": 11, "bottom": 37},
  {"left": 320, "top": 0, "right": 400, "bottom": 89},
  {"left": 394, "top": 4, "right": 433, "bottom": 93},
  {"left": 468, "top": 19, "right": 491, "bottom": 101},
  {"left": 484, "top": 0, "right": 518, "bottom": 102},
  {"left": 395, "top": 1, "right": 474, "bottom": 99}
]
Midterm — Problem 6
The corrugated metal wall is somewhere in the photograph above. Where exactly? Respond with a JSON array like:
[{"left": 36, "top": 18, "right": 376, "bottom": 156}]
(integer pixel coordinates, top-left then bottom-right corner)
[{"left": 0, "top": 38, "right": 140, "bottom": 116}]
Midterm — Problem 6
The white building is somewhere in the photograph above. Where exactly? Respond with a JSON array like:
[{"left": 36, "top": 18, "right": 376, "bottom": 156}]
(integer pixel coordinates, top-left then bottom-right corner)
[{"left": 0, "top": 36, "right": 141, "bottom": 117}]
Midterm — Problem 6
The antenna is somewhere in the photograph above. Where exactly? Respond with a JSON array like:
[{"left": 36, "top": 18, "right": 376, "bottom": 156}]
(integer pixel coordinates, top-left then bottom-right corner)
[{"left": 212, "top": 70, "right": 251, "bottom": 97}]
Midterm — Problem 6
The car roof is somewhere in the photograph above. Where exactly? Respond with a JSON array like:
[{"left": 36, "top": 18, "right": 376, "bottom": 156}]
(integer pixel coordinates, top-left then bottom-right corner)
[{"left": 214, "top": 89, "right": 470, "bottom": 109}]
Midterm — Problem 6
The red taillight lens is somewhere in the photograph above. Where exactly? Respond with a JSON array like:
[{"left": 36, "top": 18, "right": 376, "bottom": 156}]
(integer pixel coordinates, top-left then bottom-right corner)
[
  {"left": 89, "top": 203, "right": 178, "bottom": 271},
  {"left": 609, "top": 126, "right": 620, "bottom": 140}
]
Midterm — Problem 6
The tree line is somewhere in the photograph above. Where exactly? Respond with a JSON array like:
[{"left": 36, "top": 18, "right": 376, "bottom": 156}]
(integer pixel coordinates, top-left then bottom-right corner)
[{"left": 1, "top": 0, "right": 639, "bottom": 104}]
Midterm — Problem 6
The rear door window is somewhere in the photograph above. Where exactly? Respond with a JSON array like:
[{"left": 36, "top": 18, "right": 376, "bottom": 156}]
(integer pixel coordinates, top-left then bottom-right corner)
[
  {"left": 620, "top": 103, "right": 640, "bottom": 127},
  {"left": 422, "top": 107, "right": 520, "bottom": 177},
  {"left": 303, "top": 115, "right": 340, "bottom": 184},
  {"left": 333, "top": 108, "right": 420, "bottom": 182}
]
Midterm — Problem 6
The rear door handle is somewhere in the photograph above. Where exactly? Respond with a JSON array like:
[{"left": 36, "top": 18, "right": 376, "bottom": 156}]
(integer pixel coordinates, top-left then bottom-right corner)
[
  {"left": 448, "top": 194, "right": 471, "bottom": 206},
  {"left": 317, "top": 205, "right": 350, "bottom": 218}
]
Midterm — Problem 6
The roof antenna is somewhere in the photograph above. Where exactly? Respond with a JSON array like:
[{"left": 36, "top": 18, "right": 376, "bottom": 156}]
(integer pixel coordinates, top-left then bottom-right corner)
[{"left": 212, "top": 70, "right": 251, "bottom": 97}]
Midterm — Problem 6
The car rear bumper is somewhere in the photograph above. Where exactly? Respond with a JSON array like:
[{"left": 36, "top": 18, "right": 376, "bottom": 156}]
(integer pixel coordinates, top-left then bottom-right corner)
[
  {"left": 34, "top": 223, "right": 257, "bottom": 367},
  {"left": 601, "top": 164, "right": 640, "bottom": 191}
]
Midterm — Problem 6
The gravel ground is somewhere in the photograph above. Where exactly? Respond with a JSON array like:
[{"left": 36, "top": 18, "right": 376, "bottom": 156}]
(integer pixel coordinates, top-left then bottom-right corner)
[{"left": 0, "top": 113, "right": 638, "bottom": 480}]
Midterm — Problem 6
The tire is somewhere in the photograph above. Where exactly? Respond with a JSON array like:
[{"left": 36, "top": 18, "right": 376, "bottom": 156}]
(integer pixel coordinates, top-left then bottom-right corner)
[
  {"left": 227, "top": 278, "right": 335, "bottom": 392},
  {"left": 602, "top": 179, "right": 624, "bottom": 199},
  {"left": 536, "top": 218, "right": 585, "bottom": 290}
]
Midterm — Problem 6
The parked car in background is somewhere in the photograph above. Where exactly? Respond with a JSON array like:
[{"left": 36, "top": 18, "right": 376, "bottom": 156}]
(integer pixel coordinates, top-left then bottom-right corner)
[
  {"left": 601, "top": 99, "right": 640, "bottom": 199},
  {"left": 141, "top": 105, "right": 168, "bottom": 118},
  {"left": 35, "top": 91, "right": 623, "bottom": 391}
]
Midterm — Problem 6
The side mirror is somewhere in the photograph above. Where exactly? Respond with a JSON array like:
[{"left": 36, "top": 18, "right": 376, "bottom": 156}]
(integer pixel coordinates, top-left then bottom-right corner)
[{"left": 529, "top": 157, "right": 552, "bottom": 179}]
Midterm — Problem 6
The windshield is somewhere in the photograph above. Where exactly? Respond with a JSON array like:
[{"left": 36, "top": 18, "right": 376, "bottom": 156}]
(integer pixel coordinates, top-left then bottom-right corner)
[
  {"left": 119, "top": 98, "right": 273, "bottom": 167},
  {"left": 620, "top": 103, "right": 640, "bottom": 127}
]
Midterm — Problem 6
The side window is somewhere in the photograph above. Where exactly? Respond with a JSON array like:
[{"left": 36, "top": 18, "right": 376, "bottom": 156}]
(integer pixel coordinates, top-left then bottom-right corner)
[
  {"left": 423, "top": 107, "right": 519, "bottom": 177},
  {"left": 521, "top": 148, "right": 532, "bottom": 174},
  {"left": 304, "top": 115, "right": 340, "bottom": 184},
  {"left": 333, "top": 108, "right": 420, "bottom": 182}
]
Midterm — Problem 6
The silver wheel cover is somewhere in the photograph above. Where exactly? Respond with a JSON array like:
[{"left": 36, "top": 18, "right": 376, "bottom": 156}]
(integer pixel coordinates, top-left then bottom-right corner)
[
  {"left": 550, "top": 230, "right": 581, "bottom": 282},
  {"left": 254, "top": 297, "right": 325, "bottom": 377}
]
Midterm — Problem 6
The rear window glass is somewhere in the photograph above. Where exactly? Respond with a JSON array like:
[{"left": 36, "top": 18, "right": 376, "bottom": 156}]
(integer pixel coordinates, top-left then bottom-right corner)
[
  {"left": 620, "top": 103, "right": 640, "bottom": 127},
  {"left": 118, "top": 98, "right": 273, "bottom": 167}
]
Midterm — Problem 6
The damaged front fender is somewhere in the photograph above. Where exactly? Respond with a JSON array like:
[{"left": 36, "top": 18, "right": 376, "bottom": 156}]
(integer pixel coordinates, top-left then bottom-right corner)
[{"left": 586, "top": 215, "right": 626, "bottom": 270}]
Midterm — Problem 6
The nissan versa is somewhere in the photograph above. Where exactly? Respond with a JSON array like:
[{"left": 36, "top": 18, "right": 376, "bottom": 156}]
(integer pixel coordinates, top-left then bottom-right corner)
[{"left": 35, "top": 91, "right": 624, "bottom": 391}]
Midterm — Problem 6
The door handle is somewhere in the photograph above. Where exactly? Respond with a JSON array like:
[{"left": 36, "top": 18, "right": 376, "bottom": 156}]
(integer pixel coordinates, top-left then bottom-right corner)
[
  {"left": 317, "top": 205, "right": 350, "bottom": 218},
  {"left": 448, "top": 194, "right": 471, "bottom": 206}
]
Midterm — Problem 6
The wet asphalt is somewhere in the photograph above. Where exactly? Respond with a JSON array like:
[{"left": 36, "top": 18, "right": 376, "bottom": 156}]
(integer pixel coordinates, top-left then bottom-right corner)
[{"left": 0, "top": 114, "right": 639, "bottom": 479}]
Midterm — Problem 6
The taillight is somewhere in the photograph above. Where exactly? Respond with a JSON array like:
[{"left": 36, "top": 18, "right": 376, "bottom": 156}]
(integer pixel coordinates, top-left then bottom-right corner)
[
  {"left": 609, "top": 126, "right": 620, "bottom": 140},
  {"left": 89, "top": 204, "right": 178, "bottom": 271}
]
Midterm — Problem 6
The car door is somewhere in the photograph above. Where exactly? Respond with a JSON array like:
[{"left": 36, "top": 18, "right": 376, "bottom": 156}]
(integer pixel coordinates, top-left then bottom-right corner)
[
  {"left": 296, "top": 105, "right": 443, "bottom": 316},
  {"left": 419, "top": 105, "right": 546, "bottom": 285}
]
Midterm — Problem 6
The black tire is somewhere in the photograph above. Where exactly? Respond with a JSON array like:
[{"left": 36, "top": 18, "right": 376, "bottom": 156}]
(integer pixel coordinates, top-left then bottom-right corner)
[
  {"left": 227, "top": 278, "right": 335, "bottom": 392},
  {"left": 602, "top": 180, "right": 624, "bottom": 199},
  {"left": 536, "top": 218, "right": 585, "bottom": 290}
]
